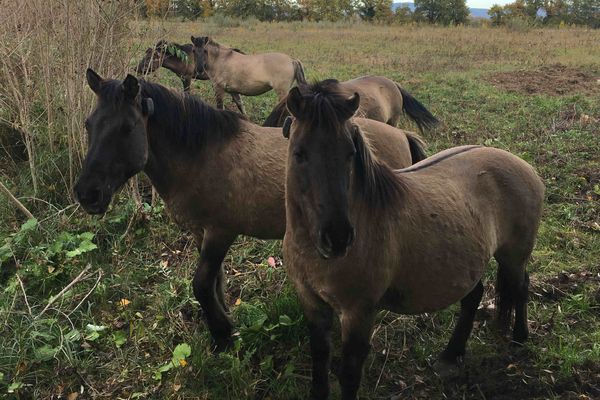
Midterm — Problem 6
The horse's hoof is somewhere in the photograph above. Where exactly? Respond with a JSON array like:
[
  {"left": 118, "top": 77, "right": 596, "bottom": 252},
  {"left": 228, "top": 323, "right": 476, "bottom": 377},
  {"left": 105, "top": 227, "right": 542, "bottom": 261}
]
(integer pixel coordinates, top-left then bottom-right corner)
[
  {"left": 432, "top": 358, "right": 460, "bottom": 379},
  {"left": 213, "top": 336, "right": 234, "bottom": 353}
]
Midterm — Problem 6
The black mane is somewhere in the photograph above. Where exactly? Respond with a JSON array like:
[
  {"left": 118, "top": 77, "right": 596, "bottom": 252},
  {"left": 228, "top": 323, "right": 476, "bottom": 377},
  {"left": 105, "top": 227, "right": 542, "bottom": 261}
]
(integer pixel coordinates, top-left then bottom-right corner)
[
  {"left": 299, "top": 79, "right": 405, "bottom": 208},
  {"left": 98, "top": 79, "right": 242, "bottom": 153}
]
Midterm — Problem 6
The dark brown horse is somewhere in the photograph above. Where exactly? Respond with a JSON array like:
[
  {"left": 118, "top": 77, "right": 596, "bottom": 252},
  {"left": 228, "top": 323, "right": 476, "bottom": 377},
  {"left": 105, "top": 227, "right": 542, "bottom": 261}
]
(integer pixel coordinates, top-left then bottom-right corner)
[
  {"left": 136, "top": 40, "right": 244, "bottom": 93},
  {"left": 73, "top": 70, "right": 426, "bottom": 350},
  {"left": 282, "top": 82, "right": 545, "bottom": 399},
  {"left": 264, "top": 76, "right": 439, "bottom": 132}
]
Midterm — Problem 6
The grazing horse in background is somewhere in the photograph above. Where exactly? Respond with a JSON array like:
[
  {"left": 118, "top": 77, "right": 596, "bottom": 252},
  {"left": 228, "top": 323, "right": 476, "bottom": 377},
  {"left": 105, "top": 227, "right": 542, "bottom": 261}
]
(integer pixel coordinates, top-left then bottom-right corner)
[
  {"left": 73, "top": 70, "right": 426, "bottom": 351},
  {"left": 264, "top": 76, "right": 439, "bottom": 133},
  {"left": 282, "top": 82, "right": 545, "bottom": 399},
  {"left": 136, "top": 40, "right": 244, "bottom": 93},
  {"left": 191, "top": 36, "right": 307, "bottom": 115}
]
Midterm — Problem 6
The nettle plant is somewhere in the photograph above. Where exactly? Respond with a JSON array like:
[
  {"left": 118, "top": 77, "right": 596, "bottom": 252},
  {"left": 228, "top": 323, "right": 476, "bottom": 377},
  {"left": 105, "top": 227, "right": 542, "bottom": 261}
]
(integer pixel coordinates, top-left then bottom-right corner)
[
  {"left": 166, "top": 44, "right": 189, "bottom": 63},
  {"left": 1, "top": 218, "right": 98, "bottom": 291}
]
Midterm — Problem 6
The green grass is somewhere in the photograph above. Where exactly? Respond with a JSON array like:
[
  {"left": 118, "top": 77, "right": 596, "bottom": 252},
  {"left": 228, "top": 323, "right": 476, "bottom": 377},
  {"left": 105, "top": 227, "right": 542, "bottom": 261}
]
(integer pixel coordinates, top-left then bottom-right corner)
[{"left": 1, "top": 20, "right": 599, "bottom": 399}]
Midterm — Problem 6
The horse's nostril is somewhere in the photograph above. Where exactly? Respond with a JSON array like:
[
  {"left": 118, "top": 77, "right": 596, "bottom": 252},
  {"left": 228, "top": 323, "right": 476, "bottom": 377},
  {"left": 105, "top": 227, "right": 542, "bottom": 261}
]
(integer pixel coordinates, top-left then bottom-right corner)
[
  {"left": 347, "top": 228, "right": 355, "bottom": 248},
  {"left": 78, "top": 188, "right": 101, "bottom": 206},
  {"left": 319, "top": 229, "right": 333, "bottom": 251}
]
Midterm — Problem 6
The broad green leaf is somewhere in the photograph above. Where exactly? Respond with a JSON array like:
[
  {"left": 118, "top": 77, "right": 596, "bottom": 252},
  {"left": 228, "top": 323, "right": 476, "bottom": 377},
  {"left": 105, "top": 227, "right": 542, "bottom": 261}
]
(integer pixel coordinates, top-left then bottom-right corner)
[
  {"left": 65, "top": 329, "right": 81, "bottom": 343},
  {"left": 171, "top": 343, "right": 191, "bottom": 364},
  {"left": 112, "top": 331, "right": 127, "bottom": 347},
  {"left": 278, "top": 314, "right": 294, "bottom": 326},
  {"left": 7, "top": 382, "right": 23, "bottom": 393},
  {"left": 20, "top": 218, "right": 38, "bottom": 233},
  {"left": 79, "top": 232, "right": 94, "bottom": 241},
  {"left": 86, "top": 324, "right": 106, "bottom": 331},
  {"left": 34, "top": 344, "right": 59, "bottom": 361}
]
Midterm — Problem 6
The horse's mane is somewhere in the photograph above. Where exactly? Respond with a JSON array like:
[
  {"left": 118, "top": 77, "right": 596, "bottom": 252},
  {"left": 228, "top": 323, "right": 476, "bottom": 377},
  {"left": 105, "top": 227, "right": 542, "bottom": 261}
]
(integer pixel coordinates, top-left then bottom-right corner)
[
  {"left": 98, "top": 79, "right": 242, "bottom": 153},
  {"left": 300, "top": 80, "right": 406, "bottom": 208}
]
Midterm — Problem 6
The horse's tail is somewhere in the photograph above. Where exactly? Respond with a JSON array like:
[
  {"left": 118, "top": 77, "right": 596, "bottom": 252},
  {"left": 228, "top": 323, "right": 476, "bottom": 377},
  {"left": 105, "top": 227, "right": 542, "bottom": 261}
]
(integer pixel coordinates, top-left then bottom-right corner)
[
  {"left": 292, "top": 59, "right": 307, "bottom": 85},
  {"left": 405, "top": 132, "right": 427, "bottom": 164},
  {"left": 396, "top": 84, "right": 439, "bottom": 133},
  {"left": 263, "top": 97, "right": 289, "bottom": 127}
]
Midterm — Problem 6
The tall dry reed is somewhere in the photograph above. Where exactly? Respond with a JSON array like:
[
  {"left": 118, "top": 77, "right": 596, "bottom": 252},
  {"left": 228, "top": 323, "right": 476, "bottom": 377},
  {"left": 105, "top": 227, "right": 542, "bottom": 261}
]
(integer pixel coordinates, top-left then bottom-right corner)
[{"left": 0, "top": 0, "right": 142, "bottom": 200}]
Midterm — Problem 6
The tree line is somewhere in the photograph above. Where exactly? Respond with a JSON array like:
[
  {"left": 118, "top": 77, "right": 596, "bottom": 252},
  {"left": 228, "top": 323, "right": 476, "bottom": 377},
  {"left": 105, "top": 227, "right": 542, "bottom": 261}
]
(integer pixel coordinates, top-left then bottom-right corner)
[
  {"left": 142, "top": 0, "right": 599, "bottom": 27},
  {"left": 489, "top": 0, "right": 599, "bottom": 28},
  {"left": 143, "top": 0, "right": 470, "bottom": 25}
]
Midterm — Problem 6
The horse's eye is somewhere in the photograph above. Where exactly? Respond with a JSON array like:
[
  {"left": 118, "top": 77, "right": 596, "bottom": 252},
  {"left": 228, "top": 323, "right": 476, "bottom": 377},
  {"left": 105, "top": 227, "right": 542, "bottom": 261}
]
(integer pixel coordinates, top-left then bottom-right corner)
[
  {"left": 347, "top": 150, "right": 356, "bottom": 161},
  {"left": 293, "top": 149, "right": 307, "bottom": 164}
]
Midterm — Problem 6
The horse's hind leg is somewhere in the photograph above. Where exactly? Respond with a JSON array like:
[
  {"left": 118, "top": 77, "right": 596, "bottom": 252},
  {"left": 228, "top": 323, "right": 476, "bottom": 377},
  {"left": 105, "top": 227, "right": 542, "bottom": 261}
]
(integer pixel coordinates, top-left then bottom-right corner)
[
  {"left": 231, "top": 93, "right": 246, "bottom": 115},
  {"left": 436, "top": 280, "right": 484, "bottom": 374},
  {"left": 495, "top": 248, "right": 531, "bottom": 344},
  {"left": 192, "top": 229, "right": 237, "bottom": 351}
]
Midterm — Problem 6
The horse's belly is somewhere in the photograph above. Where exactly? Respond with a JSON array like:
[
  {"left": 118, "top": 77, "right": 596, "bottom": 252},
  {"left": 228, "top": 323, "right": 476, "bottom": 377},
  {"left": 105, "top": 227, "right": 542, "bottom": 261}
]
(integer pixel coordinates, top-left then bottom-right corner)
[{"left": 225, "top": 77, "right": 272, "bottom": 96}]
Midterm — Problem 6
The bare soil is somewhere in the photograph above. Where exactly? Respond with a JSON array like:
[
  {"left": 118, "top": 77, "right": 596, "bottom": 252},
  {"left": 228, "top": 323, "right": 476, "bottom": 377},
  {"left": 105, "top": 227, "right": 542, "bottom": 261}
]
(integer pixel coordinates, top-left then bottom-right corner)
[{"left": 488, "top": 64, "right": 600, "bottom": 96}]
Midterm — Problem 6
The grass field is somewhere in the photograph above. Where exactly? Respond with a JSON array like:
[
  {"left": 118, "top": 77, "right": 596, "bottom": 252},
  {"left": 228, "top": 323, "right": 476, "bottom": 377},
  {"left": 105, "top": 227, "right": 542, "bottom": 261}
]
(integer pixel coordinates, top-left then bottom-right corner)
[{"left": 1, "top": 19, "right": 600, "bottom": 399}]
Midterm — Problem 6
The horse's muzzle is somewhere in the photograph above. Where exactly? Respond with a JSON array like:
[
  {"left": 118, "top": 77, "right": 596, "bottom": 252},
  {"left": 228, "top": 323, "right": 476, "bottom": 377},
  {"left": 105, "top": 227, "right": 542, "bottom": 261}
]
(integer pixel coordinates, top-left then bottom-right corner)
[{"left": 317, "top": 224, "right": 355, "bottom": 259}]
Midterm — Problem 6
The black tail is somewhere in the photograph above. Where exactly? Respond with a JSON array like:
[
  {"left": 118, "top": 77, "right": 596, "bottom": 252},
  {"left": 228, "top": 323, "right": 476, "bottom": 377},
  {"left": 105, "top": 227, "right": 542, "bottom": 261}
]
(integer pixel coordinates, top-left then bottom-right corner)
[
  {"left": 406, "top": 133, "right": 427, "bottom": 164},
  {"left": 495, "top": 263, "right": 529, "bottom": 334},
  {"left": 263, "top": 97, "right": 290, "bottom": 127},
  {"left": 397, "top": 85, "right": 439, "bottom": 133},
  {"left": 293, "top": 60, "right": 307, "bottom": 85}
]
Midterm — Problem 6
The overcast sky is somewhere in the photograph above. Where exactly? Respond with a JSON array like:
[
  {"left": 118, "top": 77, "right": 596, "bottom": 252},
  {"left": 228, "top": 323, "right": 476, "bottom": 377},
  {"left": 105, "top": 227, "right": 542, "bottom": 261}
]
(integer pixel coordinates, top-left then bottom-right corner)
[{"left": 466, "top": 0, "right": 513, "bottom": 8}]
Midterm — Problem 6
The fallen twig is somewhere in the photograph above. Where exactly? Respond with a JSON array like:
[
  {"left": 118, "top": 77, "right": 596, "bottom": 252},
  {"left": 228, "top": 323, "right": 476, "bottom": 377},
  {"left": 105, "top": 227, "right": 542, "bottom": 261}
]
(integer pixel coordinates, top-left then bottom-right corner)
[
  {"left": 0, "top": 179, "right": 35, "bottom": 220},
  {"left": 16, "top": 274, "right": 33, "bottom": 317},
  {"left": 36, "top": 264, "right": 92, "bottom": 319},
  {"left": 68, "top": 269, "right": 103, "bottom": 317}
]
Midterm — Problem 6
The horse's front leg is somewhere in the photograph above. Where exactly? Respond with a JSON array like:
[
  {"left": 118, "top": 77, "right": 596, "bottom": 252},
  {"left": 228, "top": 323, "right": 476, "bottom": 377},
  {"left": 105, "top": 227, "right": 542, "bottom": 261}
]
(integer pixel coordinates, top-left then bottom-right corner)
[
  {"left": 214, "top": 84, "right": 225, "bottom": 109},
  {"left": 297, "top": 285, "right": 334, "bottom": 400},
  {"left": 181, "top": 76, "right": 192, "bottom": 93},
  {"left": 192, "top": 228, "right": 237, "bottom": 351},
  {"left": 338, "top": 308, "right": 375, "bottom": 400},
  {"left": 231, "top": 93, "right": 246, "bottom": 115}
]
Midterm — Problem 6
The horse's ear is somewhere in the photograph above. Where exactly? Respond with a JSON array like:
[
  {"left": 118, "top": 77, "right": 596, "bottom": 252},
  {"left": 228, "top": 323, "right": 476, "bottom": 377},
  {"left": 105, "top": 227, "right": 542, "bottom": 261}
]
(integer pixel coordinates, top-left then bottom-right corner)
[
  {"left": 122, "top": 74, "right": 140, "bottom": 100},
  {"left": 142, "top": 98, "right": 154, "bottom": 116},
  {"left": 282, "top": 116, "right": 292, "bottom": 139},
  {"left": 340, "top": 92, "right": 360, "bottom": 120},
  {"left": 286, "top": 87, "right": 305, "bottom": 118},
  {"left": 190, "top": 36, "right": 197, "bottom": 44},
  {"left": 86, "top": 68, "right": 102, "bottom": 94}
]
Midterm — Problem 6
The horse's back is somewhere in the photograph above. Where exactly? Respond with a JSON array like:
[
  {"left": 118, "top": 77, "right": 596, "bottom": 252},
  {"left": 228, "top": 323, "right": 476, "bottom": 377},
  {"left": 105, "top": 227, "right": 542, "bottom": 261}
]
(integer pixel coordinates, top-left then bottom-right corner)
[
  {"left": 401, "top": 145, "right": 545, "bottom": 254},
  {"left": 353, "top": 117, "right": 414, "bottom": 169},
  {"left": 343, "top": 76, "right": 403, "bottom": 123}
]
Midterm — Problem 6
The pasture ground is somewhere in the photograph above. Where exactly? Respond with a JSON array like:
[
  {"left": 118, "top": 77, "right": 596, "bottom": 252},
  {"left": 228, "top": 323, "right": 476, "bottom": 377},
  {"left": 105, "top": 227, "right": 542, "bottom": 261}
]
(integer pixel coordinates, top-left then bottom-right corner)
[{"left": 1, "top": 21, "right": 599, "bottom": 399}]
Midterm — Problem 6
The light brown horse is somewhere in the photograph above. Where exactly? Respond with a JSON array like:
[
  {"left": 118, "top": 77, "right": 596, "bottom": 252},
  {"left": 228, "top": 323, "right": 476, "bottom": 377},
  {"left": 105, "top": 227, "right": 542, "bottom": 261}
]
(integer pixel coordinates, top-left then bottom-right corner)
[
  {"left": 73, "top": 70, "right": 426, "bottom": 351},
  {"left": 264, "top": 76, "right": 439, "bottom": 132},
  {"left": 282, "top": 82, "right": 545, "bottom": 399},
  {"left": 191, "top": 36, "right": 306, "bottom": 115},
  {"left": 136, "top": 40, "right": 245, "bottom": 95}
]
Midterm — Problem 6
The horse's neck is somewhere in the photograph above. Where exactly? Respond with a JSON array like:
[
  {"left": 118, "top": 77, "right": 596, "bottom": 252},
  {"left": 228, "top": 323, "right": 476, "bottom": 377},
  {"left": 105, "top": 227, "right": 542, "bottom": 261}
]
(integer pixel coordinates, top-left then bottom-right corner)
[
  {"left": 142, "top": 119, "right": 257, "bottom": 201},
  {"left": 142, "top": 124, "right": 180, "bottom": 199},
  {"left": 161, "top": 56, "right": 183, "bottom": 75}
]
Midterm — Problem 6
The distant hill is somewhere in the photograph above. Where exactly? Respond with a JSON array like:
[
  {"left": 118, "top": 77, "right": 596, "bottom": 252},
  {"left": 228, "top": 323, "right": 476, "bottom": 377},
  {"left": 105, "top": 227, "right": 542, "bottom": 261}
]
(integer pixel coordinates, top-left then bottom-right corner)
[{"left": 392, "top": 2, "right": 491, "bottom": 19}]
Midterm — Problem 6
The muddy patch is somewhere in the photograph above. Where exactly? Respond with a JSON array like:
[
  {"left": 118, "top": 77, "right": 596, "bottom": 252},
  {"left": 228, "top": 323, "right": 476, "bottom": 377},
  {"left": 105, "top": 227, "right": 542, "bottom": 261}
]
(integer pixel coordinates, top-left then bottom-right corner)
[{"left": 488, "top": 64, "right": 600, "bottom": 96}]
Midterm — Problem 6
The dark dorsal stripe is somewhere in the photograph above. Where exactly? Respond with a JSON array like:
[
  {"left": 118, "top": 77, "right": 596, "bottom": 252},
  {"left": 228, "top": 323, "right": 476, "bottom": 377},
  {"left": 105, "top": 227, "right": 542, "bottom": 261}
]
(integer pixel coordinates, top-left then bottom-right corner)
[{"left": 398, "top": 145, "right": 482, "bottom": 173}]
